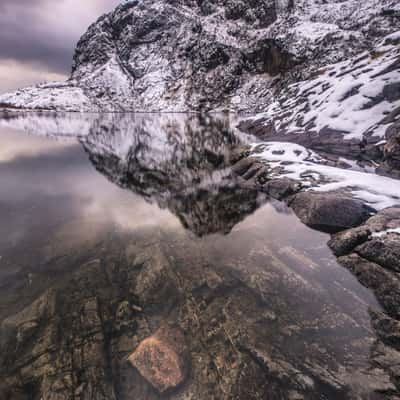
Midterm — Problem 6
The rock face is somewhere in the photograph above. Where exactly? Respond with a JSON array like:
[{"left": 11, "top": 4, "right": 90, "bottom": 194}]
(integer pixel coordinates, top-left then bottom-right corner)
[
  {"left": 238, "top": 36, "right": 400, "bottom": 162},
  {"left": 0, "top": 0, "right": 290, "bottom": 112},
  {"left": 0, "top": 0, "right": 399, "bottom": 112},
  {"left": 378, "top": 120, "right": 400, "bottom": 178},
  {"left": 128, "top": 324, "right": 189, "bottom": 393}
]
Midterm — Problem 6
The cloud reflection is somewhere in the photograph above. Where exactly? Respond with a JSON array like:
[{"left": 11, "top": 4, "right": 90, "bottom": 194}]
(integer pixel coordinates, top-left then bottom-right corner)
[{"left": 0, "top": 127, "right": 181, "bottom": 254}]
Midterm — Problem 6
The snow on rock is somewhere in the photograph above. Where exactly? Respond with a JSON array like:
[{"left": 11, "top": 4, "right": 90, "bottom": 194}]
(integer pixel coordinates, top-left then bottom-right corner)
[
  {"left": 242, "top": 36, "right": 400, "bottom": 142},
  {"left": 0, "top": 82, "right": 93, "bottom": 112},
  {"left": 0, "top": 0, "right": 399, "bottom": 112},
  {"left": 372, "top": 228, "right": 400, "bottom": 238},
  {"left": 250, "top": 141, "right": 400, "bottom": 210}
]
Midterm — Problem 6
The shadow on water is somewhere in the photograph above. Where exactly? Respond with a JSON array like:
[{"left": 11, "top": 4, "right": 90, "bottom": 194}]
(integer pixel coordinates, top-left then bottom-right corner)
[{"left": 0, "top": 112, "right": 388, "bottom": 400}]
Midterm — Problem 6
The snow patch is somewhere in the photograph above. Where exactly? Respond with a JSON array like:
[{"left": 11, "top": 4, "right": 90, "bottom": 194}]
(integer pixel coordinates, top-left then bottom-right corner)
[
  {"left": 245, "top": 34, "right": 400, "bottom": 141},
  {"left": 251, "top": 141, "right": 400, "bottom": 210},
  {"left": 372, "top": 228, "right": 400, "bottom": 238}
]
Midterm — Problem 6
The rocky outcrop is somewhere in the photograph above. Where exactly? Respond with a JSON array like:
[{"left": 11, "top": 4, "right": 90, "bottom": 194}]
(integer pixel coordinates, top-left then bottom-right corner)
[
  {"left": 327, "top": 208, "right": 400, "bottom": 396},
  {"left": 238, "top": 35, "right": 400, "bottom": 165},
  {"left": 0, "top": 0, "right": 399, "bottom": 112},
  {"left": 0, "top": 0, "right": 291, "bottom": 112},
  {"left": 378, "top": 119, "right": 400, "bottom": 178}
]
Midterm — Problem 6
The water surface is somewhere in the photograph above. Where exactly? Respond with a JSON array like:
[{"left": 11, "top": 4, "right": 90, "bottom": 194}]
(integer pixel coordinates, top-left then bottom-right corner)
[{"left": 0, "top": 113, "right": 384, "bottom": 400}]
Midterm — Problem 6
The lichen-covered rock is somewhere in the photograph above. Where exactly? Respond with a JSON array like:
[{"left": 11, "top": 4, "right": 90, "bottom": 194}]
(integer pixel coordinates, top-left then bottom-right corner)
[
  {"left": 337, "top": 253, "right": 400, "bottom": 320},
  {"left": 355, "top": 235, "right": 400, "bottom": 273},
  {"left": 128, "top": 324, "right": 189, "bottom": 393},
  {"left": 328, "top": 226, "right": 371, "bottom": 257}
]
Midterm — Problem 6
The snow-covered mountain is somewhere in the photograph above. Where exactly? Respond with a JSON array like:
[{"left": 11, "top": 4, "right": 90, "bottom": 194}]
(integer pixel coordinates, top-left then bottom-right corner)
[
  {"left": 239, "top": 33, "right": 400, "bottom": 160},
  {"left": 0, "top": 0, "right": 399, "bottom": 113}
]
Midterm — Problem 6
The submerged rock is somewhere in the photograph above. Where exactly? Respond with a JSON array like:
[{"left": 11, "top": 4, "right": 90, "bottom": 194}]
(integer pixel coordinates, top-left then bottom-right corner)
[{"left": 128, "top": 324, "right": 189, "bottom": 393}]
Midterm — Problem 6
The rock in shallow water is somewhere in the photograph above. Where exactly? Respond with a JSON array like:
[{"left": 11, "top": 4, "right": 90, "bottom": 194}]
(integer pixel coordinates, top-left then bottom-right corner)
[
  {"left": 128, "top": 324, "right": 189, "bottom": 393},
  {"left": 290, "top": 192, "right": 375, "bottom": 233}
]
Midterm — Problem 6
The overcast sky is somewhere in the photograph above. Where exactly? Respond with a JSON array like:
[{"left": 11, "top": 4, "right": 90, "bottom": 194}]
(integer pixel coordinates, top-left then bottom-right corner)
[{"left": 0, "top": 0, "right": 121, "bottom": 94}]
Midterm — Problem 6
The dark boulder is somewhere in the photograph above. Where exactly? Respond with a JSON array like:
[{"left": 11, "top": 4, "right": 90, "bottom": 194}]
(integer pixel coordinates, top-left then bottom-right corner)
[{"left": 290, "top": 192, "right": 375, "bottom": 233}]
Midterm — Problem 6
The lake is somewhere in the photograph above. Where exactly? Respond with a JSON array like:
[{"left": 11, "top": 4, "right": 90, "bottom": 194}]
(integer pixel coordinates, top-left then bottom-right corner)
[{"left": 0, "top": 113, "right": 385, "bottom": 400}]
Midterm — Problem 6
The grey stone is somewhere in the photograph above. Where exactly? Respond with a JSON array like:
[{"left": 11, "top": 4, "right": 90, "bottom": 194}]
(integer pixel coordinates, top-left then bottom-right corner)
[{"left": 290, "top": 192, "right": 375, "bottom": 233}]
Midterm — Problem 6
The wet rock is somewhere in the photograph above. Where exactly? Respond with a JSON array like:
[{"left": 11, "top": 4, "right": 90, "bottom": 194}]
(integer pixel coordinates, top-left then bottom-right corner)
[
  {"left": 328, "top": 205, "right": 400, "bottom": 379},
  {"left": 262, "top": 178, "right": 302, "bottom": 200},
  {"left": 231, "top": 156, "right": 261, "bottom": 176},
  {"left": 338, "top": 254, "right": 400, "bottom": 320},
  {"left": 370, "top": 310, "right": 400, "bottom": 351},
  {"left": 228, "top": 145, "right": 252, "bottom": 165},
  {"left": 365, "top": 206, "right": 400, "bottom": 232},
  {"left": 355, "top": 234, "right": 400, "bottom": 273},
  {"left": 128, "top": 323, "right": 189, "bottom": 393},
  {"left": 328, "top": 226, "right": 371, "bottom": 256},
  {"left": 290, "top": 192, "right": 375, "bottom": 233},
  {"left": 230, "top": 152, "right": 302, "bottom": 199},
  {"left": 329, "top": 207, "right": 400, "bottom": 257}
]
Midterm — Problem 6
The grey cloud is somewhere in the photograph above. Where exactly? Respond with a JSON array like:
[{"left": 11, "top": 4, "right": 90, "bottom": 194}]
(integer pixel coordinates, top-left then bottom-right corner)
[{"left": 0, "top": 0, "right": 121, "bottom": 75}]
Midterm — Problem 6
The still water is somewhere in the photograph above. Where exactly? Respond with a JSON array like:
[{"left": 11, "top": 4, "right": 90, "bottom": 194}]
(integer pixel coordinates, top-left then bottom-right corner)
[{"left": 0, "top": 113, "right": 383, "bottom": 400}]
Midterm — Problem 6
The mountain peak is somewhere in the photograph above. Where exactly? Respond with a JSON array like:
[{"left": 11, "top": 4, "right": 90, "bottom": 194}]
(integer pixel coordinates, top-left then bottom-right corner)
[{"left": 0, "top": 0, "right": 399, "bottom": 113}]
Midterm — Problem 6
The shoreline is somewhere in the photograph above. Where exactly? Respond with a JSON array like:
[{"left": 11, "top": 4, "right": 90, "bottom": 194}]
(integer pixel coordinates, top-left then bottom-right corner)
[{"left": 229, "top": 144, "right": 400, "bottom": 396}]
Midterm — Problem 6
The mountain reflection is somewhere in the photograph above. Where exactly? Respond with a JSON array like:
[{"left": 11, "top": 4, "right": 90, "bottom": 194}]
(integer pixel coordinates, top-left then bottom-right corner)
[{"left": 0, "top": 112, "right": 266, "bottom": 236}]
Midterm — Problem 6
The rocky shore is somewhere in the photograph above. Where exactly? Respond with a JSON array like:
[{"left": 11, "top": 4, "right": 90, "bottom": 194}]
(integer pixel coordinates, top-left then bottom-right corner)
[{"left": 229, "top": 144, "right": 400, "bottom": 398}]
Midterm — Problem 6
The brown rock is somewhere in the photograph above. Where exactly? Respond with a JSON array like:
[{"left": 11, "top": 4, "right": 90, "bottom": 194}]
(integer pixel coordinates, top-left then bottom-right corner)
[
  {"left": 328, "top": 226, "right": 371, "bottom": 256},
  {"left": 337, "top": 254, "right": 400, "bottom": 319},
  {"left": 128, "top": 324, "right": 189, "bottom": 393},
  {"left": 262, "top": 178, "right": 302, "bottom": 200},
  {"left": 356, "top": 234, "right": 400, "bottom": 273}
]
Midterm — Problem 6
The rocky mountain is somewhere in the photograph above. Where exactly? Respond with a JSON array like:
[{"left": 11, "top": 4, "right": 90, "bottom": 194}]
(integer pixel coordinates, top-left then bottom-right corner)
[{"left": 0, "top": 0, "right": 399, "bottom": 113}]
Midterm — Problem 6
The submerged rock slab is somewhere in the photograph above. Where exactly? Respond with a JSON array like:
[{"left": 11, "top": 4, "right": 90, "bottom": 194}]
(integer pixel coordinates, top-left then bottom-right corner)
[{"left": 128, "top": 324, "right": 189, "bottom": 393}]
